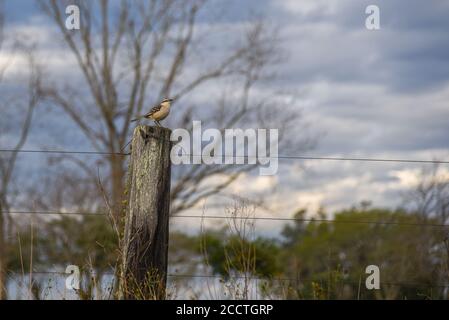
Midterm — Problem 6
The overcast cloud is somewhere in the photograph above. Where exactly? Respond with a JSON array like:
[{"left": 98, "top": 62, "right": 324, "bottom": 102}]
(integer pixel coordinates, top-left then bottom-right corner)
[{"left": 1, "top": 1, "right": 448, "bottom": 235}]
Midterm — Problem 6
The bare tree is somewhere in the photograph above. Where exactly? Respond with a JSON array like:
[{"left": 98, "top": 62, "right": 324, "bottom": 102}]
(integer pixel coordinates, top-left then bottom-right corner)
[
  {"left": 404, "top": 164, "right": 449, "bottom": 224},
  {"left": 0, "top": 12, "right": 42, "bottom": 297},
  {"left": 0, "top": 4, "right": 6, "bottom": 300},
  {"left": 402, "top": 163, "right": 449, "bottom": 297},
  {"left": 38, "top": 0, "right": 307, "bottom": 219}
]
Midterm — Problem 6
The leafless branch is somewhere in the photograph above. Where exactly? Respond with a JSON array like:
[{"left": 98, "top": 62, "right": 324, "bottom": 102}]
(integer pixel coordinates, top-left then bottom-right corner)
[{"left": 38, "top": 0, "right": 310, "bottom": 217}]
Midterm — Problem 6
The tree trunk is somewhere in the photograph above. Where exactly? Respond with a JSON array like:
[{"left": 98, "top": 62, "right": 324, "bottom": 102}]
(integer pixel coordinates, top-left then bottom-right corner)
[
  {"left": 109, "top": 154, "right": 126, "bottom": 220},
  {"left": 0, "top": 205, "right": 7, "bottom": 300},
  {"left": 119, "top": 125, "right": 171, "bottom": 300}
]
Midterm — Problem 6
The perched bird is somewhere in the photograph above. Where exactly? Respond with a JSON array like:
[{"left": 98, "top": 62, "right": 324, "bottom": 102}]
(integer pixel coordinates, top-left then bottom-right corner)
[{"left": 131, "top": 98, "right": 173, "bottom": 126}]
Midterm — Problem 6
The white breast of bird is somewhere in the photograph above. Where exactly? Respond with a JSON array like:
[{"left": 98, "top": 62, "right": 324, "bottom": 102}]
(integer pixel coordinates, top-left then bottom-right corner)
[{"left": 150, "top": 101, "right": 170, "bottom": 120}]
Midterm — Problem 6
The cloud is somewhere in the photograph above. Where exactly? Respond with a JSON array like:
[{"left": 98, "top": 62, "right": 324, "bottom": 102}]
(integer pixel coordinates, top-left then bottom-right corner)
[
  {"left": 279, "top": 79, "right": 449, "bottom": 157},
  {"left": 2, "top": 0, "right": 449, "bottom": 235},
  {"left": 272, "top": 0, "right": 449, "bottom": 93},
  {"left": 278, "top": 0, "right": 340, "bottom": 17}
]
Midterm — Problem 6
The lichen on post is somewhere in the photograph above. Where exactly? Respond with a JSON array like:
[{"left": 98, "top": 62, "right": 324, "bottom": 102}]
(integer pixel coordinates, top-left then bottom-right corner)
[{"left": 120, "top": 125, "right": 172, "bottom": 299}]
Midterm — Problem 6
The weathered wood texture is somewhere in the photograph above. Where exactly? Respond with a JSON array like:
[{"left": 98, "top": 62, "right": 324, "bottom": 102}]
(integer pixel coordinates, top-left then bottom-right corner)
[{"left": 120, "top": 125, "right": 172, "bottom": 299}]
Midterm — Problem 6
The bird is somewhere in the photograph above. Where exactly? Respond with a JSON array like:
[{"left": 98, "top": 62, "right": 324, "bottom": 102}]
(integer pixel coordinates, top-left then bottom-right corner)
[{"left": 131, "top": 98, "right": 173, "bottom": 126}]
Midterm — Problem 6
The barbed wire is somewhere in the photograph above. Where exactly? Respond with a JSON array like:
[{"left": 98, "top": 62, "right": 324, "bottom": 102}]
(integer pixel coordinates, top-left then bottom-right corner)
[
  {"left": 174, "top": 214, "right": 449, "bottom": 228},
  {"left": 167, "top": 274, "right": 449, "bottom": 289},
  {"left": 7, "top": 210, "right": 105, "bottom": 216},
  {"left": 3, "top": 150, "right": 449, "bottom": 294},
  {"left": 1, "top": 148, "right": 449, "bottom": 164},
  {"left": 5, "top": 210, "right": 449, "bottom": 228},
  {"left": 8, "top": 270, "right": 449, "bottom": 289},
  {"left": 0, "top": 149, "right": 128, "bottom": 156}
]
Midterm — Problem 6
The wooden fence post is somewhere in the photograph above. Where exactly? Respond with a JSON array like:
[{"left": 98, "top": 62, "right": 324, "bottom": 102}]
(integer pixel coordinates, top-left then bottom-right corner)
[{"left": 120, "top": 125, "right": 171, "bottom": 299}]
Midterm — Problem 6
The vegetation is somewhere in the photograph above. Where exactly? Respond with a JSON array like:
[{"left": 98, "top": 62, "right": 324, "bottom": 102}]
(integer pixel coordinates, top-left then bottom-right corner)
[
  {"left": 0, "top": 1, "right": 448, "bottom": 301},
  {"left": 5, "top": 203, "right": 449, "bottom": 300}
]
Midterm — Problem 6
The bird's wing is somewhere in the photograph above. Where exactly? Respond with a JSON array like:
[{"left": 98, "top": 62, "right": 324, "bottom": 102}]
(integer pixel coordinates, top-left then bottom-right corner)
[{"left": 144, "top": 104, "right": 162, "bottom": 117}]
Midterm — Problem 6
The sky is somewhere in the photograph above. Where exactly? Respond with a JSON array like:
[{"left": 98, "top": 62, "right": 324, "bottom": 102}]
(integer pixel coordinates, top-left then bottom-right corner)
[{"left": 1, "top": 0, "right": 449, "bottom": 237}]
